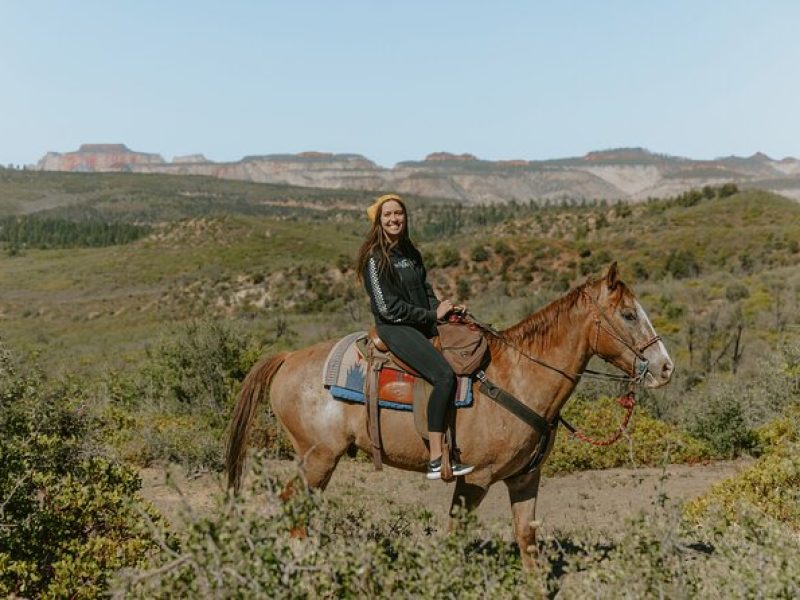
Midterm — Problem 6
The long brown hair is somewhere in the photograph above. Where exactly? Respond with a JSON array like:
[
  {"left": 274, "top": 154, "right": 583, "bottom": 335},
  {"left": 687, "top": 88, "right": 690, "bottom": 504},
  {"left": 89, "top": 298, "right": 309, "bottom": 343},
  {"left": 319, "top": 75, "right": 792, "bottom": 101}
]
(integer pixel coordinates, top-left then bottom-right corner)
[{"left": 356, "top": 196, "right": 421, "bottom": 282}]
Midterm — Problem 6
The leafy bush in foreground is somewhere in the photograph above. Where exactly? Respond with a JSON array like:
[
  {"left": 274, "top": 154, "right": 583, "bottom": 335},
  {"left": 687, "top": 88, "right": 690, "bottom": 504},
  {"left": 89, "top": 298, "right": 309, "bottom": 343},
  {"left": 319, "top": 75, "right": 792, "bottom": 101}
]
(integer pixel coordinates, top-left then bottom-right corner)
[
  {"left": 113, "top": 454, "right": 800, "bottom": 599},
  {"left": 0, "top": 342, "right": 163, "bottom": 599},
  {"left": 559, "top": 507, "right": 800, "bottom": 598},
  {"left": 112, "top": 455, "right": 540, "bottom": 599}
]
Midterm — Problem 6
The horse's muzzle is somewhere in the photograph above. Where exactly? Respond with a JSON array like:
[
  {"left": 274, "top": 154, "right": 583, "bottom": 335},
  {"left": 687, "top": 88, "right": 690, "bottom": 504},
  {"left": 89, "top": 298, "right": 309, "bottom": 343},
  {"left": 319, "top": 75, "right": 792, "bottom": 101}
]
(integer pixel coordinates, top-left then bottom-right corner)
[{"left": 643, "top": 358, "right": 674, "bottom": 388}]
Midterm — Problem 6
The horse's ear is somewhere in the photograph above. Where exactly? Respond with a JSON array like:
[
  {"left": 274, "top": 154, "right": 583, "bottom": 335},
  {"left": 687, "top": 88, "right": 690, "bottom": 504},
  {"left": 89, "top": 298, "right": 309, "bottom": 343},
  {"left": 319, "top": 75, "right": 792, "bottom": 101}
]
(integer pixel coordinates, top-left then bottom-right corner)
[{"left": 605, "top": 262, "right": 619, "bottom": 289}]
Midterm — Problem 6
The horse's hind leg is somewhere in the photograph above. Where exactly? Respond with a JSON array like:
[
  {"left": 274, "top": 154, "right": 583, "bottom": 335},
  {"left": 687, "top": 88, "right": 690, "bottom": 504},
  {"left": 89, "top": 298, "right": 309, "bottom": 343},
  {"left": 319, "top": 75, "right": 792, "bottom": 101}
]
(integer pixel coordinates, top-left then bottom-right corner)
[
  {"left": 277, "top": 441, "right": 345, "bottom": 504},
  {"left": 278, "top": 423, "right": 348, "bottom": 492},
  {"left": 296, "top": 442, "right": 344, "bottom": 491},
  {"left": 504, "top": 469, "right": 542, "bottom": 570}
]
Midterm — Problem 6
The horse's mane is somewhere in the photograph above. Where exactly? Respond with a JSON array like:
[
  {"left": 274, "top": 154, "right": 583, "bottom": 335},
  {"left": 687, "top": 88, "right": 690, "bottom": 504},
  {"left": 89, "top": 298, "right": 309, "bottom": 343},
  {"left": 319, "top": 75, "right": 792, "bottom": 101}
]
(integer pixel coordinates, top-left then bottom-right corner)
[{"left": 488, "top": 282, "right": 590, "bottom": 356}]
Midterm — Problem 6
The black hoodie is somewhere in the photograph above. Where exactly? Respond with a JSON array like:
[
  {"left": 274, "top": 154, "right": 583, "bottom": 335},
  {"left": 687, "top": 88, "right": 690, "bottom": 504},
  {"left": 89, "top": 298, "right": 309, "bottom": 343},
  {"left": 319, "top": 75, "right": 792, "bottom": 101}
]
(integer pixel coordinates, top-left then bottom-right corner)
[{"left": 362, "top": 247, "right": 440, "bottom": 335}]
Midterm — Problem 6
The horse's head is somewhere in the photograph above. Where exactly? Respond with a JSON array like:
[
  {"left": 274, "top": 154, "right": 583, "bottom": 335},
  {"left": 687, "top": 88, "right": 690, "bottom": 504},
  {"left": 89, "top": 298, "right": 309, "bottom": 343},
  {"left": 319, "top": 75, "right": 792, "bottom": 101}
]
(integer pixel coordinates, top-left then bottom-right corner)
[{"left": 585, "top": 263, "right": 674, "bottom": 388}]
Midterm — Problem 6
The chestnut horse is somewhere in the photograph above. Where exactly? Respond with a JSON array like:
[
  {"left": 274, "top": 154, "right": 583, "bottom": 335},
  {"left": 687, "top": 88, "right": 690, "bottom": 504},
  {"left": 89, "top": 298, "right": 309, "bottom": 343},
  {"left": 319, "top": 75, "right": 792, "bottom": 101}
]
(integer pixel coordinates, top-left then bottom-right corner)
[{"left": 226, "top": 263, "right": 673, "bottom": 567}]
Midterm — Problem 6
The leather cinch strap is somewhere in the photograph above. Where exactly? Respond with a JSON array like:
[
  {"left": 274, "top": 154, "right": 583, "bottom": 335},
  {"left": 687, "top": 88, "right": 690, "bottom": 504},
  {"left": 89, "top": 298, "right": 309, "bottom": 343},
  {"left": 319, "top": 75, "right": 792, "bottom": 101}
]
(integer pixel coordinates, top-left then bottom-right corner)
[
  {"left": 476, "top": 371, "right": 553, "bottom": 439},
  {"left": 366, "top": 349, "right": 387, "bottom": 470}
]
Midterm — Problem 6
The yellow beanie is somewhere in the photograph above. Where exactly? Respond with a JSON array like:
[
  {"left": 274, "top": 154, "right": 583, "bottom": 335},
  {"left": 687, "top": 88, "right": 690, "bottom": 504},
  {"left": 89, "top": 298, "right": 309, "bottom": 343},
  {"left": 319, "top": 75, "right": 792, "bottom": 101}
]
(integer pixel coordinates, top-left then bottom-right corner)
[{"left": 366, "top": 193, "right": 402, "bottom": 223}]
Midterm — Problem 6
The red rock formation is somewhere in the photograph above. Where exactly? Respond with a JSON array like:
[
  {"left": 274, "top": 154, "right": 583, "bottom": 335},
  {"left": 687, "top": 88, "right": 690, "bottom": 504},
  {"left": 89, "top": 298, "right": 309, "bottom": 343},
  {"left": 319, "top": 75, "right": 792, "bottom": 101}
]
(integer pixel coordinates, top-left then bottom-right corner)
[
  {"left": 37, "top": 144, "right": 164, "bottom": 172},
  {"left": 424, "top": 152, "right": 479, "bottom": 162},
  {"left": 32, "top": 144, "right": 800, "bottom": 203},
  {"left": 296, "top": 151, "right": 334, "bottom": 159}
]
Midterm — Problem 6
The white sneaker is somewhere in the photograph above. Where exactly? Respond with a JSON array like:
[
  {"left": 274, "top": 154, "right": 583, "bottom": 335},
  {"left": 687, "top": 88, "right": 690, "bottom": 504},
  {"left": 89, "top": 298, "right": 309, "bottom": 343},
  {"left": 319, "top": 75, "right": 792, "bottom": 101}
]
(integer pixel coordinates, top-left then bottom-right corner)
[{"left": 426, "top": 457, "right": 474, "bottom": 480}]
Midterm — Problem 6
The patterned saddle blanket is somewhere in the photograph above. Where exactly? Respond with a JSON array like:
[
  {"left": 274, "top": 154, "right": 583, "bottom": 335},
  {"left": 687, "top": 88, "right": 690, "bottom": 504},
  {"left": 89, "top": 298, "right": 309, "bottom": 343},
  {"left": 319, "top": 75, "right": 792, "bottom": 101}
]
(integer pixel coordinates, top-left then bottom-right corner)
[{"left": 322, "top": 331, "right": 474, "bottom": 411}]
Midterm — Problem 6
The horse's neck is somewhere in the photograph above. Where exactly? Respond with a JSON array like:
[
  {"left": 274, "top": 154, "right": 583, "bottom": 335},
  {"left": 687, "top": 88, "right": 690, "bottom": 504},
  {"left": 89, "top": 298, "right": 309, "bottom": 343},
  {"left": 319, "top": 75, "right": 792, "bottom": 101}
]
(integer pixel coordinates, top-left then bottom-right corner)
[{"left": 492, "top": 307, "right": 592, "bottom": 422}]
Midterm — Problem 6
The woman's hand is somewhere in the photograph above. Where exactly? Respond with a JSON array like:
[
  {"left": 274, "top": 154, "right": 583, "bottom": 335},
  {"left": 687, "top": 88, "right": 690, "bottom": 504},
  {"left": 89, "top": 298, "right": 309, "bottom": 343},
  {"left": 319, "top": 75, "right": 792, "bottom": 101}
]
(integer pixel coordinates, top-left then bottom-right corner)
[{"left": 436, "top": 299, "right": 455, "bottom": 320}]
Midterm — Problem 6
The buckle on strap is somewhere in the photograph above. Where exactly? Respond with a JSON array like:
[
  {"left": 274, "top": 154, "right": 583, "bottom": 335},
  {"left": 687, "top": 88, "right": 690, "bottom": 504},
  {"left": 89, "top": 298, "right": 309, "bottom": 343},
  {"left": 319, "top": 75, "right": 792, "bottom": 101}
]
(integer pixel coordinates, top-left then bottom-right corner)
[{"left": 634, "top": 357, "right": 650, "bottom": 381}]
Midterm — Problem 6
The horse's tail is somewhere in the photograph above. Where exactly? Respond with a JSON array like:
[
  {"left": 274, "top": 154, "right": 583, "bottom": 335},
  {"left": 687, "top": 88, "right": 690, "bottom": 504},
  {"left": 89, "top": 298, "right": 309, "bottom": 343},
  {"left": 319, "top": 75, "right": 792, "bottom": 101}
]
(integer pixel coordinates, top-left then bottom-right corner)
[{"left": 226, "top": 352, "right": 288, "bottom": 492}]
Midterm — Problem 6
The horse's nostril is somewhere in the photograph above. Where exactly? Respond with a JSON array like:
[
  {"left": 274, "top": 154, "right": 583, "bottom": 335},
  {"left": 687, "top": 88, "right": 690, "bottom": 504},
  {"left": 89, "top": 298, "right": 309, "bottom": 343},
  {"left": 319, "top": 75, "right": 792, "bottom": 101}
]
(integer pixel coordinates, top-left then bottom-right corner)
[{"left": 662, "top": 362, "right": 674, "bottom": 379}]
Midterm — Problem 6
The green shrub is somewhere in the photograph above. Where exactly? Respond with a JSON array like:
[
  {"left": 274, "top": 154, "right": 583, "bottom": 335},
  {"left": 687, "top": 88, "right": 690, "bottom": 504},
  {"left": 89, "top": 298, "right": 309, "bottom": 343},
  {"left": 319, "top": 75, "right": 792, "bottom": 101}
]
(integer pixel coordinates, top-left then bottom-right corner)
[
  {"left": 753, "top": 404, "right": 799, "bottom": 454},
  {"left": 685, "top": 398, "right": 800, "bottom": 530},
  {"left": 438, "top": 246, "right": 461, "bottom": 268},
  {"left": 107, "top": 320, "right": 268, "bottom": 470},
  {"left": 135, "top": 320, "right": 260, "bottom": 411},
  {"left": 725, "top": 282, "right": 750, "bottom": 302},
  {"left": 470, "top": 244, "right": 489, "bottom": 262},
  {"left": 685, "top": 393, "right": 756, "bottom": 458},
  {"left": 456, "top": 277, "right": 471, "bottom": 301},
  {"left": 639, "top": 344, "right": 800, "bottom": 446},
  {"left": 560, "top": 507, "right": 800, "bottom": 598},
  {"left": 0, "top": 342, "right": 163, "bottom": 599},
  {"left": 493, "top": 239, "right": 514, "bottom": 258},
  {"left": 718, "top": 183, "right": 739, "bottom": 198},
  {"left": 684, "top": 440, "right": 800, "bottom": 530},
  {"left": 664, "top": 249, "right": 700, "bottom": 279}
]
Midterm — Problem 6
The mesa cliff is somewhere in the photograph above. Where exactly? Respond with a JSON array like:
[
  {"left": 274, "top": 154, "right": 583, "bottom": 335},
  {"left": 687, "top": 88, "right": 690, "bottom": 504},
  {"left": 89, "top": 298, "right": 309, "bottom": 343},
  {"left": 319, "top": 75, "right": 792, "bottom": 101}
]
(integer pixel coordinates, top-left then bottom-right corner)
[{"left": 35, "top": 145, "right": 800, "bottom": 203}]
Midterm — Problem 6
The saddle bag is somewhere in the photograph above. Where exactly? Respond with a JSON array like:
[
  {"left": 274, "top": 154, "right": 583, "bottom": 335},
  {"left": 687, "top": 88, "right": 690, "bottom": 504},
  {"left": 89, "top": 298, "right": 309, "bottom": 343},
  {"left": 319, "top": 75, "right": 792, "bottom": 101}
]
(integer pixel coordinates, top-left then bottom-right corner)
[{"left": 437, "top": 319, "right": 489, "bottom": 375}]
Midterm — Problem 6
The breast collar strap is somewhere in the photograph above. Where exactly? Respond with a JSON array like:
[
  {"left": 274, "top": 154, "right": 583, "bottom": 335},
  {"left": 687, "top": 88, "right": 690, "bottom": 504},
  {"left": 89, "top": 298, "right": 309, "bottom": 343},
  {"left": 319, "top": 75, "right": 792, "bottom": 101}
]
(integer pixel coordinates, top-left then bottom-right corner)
[{"left": 475, "top": 370, "right": 555, "bottom": 475}]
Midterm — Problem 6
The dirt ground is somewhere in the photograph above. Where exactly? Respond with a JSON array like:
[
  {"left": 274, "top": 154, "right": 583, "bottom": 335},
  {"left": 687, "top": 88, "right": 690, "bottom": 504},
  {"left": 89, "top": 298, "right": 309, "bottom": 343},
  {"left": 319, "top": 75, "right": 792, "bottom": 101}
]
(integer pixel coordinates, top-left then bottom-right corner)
[{"left": 140, "top": 458, "right": 751, "bottom": 537}]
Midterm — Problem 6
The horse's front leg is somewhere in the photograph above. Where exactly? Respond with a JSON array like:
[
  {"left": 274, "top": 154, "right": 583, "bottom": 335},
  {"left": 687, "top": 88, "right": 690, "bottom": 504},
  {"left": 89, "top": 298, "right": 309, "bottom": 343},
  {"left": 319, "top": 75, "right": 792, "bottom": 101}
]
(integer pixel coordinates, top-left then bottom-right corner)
[
  {"left": 504, "top": 469, "right": 542, "bottom": 570},
  {"left": 448, "top": 471, "right": 491, "bottom": 529}
]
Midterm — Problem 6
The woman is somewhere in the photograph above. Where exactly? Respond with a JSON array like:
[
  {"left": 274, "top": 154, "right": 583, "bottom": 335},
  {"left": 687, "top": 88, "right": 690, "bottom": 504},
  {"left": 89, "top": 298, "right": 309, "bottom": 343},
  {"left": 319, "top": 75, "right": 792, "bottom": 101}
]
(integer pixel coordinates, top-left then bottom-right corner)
[{"left": 357, "top": 193, "right": 474, "bottom": 480}]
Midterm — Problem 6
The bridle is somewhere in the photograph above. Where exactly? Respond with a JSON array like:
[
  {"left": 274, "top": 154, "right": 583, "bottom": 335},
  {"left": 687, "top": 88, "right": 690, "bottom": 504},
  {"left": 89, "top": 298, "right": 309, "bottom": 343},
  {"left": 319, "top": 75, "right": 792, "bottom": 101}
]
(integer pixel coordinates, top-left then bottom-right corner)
[
  {"left": 581, "top": 288, "right": 662, "bottom": 383},
  {"left": 468, "top": 288, "right": 660, "bottom": 386}
]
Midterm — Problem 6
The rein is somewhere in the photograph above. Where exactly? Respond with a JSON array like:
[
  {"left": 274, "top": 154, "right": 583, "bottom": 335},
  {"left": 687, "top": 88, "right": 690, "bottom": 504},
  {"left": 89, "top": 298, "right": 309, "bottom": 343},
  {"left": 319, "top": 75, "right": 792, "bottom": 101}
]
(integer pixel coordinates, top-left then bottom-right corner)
[
  {"left": 463, "top": 293, "right": 656, "bottom": 448},
  {"left": 559, "top": 391, "right": 636, "bottom": 446},
  {"left": 465, "top": 310, "right": 641, "bottom": 386}
]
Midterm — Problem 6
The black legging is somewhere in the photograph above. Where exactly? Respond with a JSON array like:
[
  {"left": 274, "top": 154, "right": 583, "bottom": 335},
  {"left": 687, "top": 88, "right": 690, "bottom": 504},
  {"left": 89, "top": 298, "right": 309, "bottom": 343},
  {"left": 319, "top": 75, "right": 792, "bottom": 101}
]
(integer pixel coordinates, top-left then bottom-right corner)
[{"left": 375, "top": 323, "right": 455, "bottom": 433}]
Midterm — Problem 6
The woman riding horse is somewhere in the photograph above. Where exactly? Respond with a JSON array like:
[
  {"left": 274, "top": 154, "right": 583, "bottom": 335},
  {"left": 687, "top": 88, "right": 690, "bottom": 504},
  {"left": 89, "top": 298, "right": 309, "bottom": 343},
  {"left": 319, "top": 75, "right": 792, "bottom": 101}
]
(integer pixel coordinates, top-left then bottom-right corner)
[
  {"left": 356, "top": 193, "right": 473, "bottom": 480},
  {"left": 227, "top": 249, "right": 674, "bottom": 568}
]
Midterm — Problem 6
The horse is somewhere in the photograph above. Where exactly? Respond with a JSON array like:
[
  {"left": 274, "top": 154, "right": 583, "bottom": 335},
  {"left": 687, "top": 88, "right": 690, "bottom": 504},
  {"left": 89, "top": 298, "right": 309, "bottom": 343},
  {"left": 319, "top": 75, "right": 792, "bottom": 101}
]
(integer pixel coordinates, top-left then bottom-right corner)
[{"left": 226, "top": 263, "right": 674, "bottom": 568}]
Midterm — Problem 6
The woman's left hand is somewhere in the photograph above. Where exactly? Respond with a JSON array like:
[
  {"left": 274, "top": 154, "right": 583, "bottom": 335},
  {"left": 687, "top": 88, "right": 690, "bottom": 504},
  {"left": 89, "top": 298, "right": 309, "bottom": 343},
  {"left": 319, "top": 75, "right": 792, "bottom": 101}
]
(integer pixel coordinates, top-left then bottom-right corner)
[{"left": 436, "top": 299, "right": 455, "bottom": 320}]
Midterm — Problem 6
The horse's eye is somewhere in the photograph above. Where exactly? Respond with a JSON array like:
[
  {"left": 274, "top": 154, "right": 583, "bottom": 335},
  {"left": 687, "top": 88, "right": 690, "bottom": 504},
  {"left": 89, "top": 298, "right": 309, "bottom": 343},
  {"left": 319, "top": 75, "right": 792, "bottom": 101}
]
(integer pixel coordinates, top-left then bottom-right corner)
[{"left": 622, "top": 308, "right": 637, "bottom": 322}]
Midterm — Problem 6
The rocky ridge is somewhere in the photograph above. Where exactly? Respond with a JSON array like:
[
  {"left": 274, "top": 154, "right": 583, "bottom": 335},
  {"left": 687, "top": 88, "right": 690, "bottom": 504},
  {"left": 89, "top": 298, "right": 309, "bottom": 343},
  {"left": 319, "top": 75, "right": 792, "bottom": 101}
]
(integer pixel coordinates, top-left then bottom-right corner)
[{"left": 35, "top": 146, "right": 800, "bottom": 203}]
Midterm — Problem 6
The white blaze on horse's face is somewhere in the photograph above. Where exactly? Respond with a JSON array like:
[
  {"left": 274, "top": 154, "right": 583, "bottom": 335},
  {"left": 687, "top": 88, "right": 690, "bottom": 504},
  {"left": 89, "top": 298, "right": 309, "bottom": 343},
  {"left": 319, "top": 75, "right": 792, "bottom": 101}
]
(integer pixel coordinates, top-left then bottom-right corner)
[
  {"left": 598, "top": 263, "right": 674, "bottom": 388},
  {"left": 630, "top": 299, "right": 674, "bottom": 388}
]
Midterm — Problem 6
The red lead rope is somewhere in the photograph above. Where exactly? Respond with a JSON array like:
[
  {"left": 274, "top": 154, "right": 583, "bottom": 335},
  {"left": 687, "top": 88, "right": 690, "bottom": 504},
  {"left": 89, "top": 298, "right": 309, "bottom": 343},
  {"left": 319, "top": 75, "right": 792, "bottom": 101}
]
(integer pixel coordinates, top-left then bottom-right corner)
[{"left": 559, "top": 391, "right": 637, "bottom": 447}]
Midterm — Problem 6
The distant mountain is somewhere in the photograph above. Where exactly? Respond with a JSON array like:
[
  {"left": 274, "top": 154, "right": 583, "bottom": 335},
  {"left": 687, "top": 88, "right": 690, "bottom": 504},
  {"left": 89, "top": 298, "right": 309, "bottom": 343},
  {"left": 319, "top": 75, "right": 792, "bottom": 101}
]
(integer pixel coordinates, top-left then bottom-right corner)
[
  {"left": 34, "top": 145, "right": 800, "bottom": 203},
  {"left": 37, "top": 144, "right": 165, "bottom": 172}
]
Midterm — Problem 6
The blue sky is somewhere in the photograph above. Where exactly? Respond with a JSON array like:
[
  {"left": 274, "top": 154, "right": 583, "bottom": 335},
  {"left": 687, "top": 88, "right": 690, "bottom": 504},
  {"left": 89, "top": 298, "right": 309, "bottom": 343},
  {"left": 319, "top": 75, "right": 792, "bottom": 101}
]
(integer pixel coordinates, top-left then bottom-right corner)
[{"left": 2, "top": 1, "right": 799, "bottom": 167}]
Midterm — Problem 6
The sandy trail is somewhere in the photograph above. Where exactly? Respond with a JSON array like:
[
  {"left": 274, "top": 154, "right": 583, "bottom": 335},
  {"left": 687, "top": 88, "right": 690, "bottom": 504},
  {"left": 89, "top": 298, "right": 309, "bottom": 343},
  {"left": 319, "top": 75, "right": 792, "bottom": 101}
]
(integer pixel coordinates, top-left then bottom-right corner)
[{"left": 140, "top": 458, "right": 750, "bottom": 536}]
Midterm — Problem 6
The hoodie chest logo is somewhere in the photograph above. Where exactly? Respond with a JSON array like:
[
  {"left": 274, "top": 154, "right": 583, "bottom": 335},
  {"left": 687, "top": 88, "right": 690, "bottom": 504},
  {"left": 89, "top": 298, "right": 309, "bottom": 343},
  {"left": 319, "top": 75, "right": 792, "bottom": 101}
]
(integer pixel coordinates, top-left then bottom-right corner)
[{"left": 393, "top": 258, "right": 416, "bottom": 269}]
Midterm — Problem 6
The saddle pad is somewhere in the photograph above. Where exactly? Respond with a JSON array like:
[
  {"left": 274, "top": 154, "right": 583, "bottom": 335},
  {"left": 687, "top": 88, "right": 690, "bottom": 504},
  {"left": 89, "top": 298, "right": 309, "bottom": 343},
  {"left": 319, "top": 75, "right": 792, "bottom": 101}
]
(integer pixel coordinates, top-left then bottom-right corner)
[
  {"left": 322, "top": 331, "right": 367, "bottom": 389},
  {"left": 322, "top": 331, "right": 473, "bottom": 411}
]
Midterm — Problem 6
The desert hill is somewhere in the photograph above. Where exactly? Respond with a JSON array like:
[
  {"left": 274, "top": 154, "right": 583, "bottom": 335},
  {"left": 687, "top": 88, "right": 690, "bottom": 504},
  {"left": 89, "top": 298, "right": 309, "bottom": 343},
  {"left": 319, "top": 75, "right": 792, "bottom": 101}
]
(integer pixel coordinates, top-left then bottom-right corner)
[{"left": 34, "top": 144, "right": 800, "bottom": 203}]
